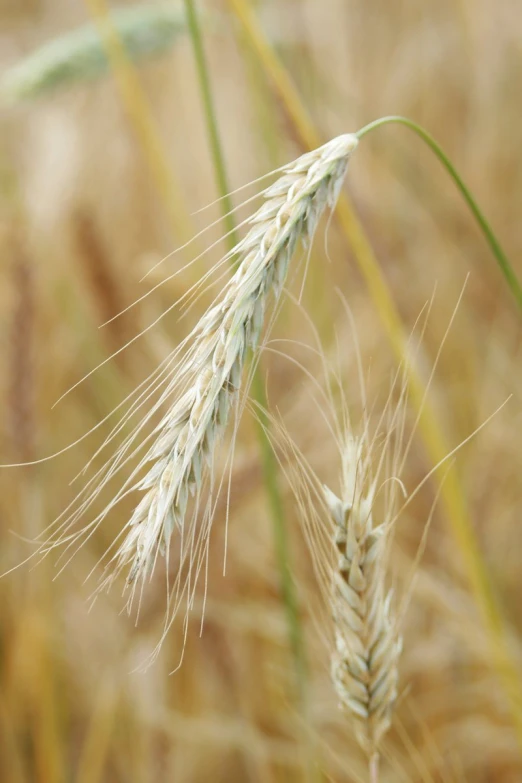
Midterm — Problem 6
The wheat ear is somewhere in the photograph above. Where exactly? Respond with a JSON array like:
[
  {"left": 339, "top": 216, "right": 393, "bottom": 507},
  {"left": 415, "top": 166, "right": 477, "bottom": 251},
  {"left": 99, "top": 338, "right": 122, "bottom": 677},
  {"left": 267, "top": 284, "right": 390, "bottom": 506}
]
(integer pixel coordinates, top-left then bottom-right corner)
[
  {"left": 106, "top": 134, "right": 359, "bottom": 589},
  {"left": 324, "top": 436, "right": 401, "bottom": 779},
  {"left": 1, "top": 5, "right": 189, "bottom": 102}
]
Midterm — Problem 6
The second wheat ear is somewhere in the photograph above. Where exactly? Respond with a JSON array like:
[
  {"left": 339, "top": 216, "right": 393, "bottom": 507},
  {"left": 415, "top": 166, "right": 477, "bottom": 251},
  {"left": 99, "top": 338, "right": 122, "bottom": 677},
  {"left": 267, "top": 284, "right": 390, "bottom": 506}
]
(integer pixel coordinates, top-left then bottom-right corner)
[{"left": 325, "top": 437, "right": 401, "bottom": 782}]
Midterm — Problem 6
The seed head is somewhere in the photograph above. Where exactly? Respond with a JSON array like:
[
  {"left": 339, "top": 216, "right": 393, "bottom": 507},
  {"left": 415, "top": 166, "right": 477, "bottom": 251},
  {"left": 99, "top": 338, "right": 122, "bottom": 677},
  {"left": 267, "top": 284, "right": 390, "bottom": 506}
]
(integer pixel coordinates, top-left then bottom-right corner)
[{"left": 325, "top": 436, "right": 401, "bottom": 757}]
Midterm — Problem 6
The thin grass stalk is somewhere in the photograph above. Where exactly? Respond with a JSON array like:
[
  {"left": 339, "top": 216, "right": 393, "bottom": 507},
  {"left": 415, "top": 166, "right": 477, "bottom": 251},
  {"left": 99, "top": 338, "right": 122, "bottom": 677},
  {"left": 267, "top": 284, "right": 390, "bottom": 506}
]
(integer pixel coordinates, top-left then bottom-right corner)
[
  {"left": 75, "top": 679, "right": 119, "bottom": 783},
  {"left": 73, "top": 208, "right": 132, "bottom": 368},
  {"left": 0, "top": 698, "right": 26, "bottom": 783},
  {"left": 32, "top": 629, "right": 64, "bottom": 783},
  {"left": 356, "top": 116, "right": 522, "bottom": 310},
  {"left": 83, "top": 0, "right": 194, "bottom": 246},
  {"left": 8, "top": 232, "right": 35, "bottom": 465},
  {"left": 225, "top": 0, "right": 522, "bottom": 748},
  {"left": 183, "top": 0, "right": 238, "bottom": 246},
  {"left": 182, "top": 0, "right": 307, "bottom": 700}
]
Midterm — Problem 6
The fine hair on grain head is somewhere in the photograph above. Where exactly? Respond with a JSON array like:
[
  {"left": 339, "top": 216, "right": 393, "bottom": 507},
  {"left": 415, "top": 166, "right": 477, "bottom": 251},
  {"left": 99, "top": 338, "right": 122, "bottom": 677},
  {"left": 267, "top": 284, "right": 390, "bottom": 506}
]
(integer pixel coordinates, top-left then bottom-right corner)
[
  {"left": 3, "top": 134, "right": 358, "bottom": 667},
  {"left": 72, "top": 206, "right": 133, "bottom": 367}
]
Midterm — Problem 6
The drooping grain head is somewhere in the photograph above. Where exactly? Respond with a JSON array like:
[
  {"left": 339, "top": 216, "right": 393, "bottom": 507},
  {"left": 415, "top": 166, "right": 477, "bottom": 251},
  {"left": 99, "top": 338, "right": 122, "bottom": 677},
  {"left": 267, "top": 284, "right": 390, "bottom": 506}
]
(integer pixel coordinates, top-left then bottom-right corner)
[
  {"left": 114, "top": 134, "right": 359, "bottom": 587},
  {"left": 324, "top": 436, "right": 401, "bottom": 761},
  {"left": 40, "top": 134, "right": 359, "bottom": 627}
]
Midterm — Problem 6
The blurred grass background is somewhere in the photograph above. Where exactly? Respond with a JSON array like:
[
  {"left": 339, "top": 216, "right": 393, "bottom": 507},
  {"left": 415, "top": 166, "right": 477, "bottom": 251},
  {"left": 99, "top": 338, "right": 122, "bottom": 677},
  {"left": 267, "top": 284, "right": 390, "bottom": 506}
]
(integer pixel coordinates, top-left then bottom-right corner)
[{"left": 1, "top": 1, "right": 522, "bottom": 781}]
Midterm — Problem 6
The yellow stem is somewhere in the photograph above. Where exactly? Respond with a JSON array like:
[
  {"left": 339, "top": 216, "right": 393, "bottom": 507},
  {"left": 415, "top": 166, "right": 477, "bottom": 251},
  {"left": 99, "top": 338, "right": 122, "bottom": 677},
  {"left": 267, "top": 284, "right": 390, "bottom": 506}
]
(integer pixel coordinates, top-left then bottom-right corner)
[
  {"left": 226, "top": 0, "right": 522, "bottom": 747},
  {"left": 83, "top": 0, "right": 194, "bottom": 246}
]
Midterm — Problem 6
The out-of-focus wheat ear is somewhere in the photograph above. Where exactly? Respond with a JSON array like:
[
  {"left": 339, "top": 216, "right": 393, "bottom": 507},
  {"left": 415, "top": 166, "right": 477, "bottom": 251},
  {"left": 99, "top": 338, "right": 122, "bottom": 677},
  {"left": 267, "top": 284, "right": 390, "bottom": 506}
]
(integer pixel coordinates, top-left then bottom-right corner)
[
  {"left": 1, "top": 5, "right": 190, "bottom": 102},
  {"left": 324, "top": 436, "right": 401, "bottom": 779}
]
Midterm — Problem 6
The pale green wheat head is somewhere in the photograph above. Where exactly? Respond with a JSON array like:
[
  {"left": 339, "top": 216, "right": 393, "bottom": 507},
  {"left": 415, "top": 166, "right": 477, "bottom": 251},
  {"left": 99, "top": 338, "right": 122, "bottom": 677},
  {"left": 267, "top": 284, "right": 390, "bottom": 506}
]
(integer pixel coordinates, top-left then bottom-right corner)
[{"left": 2, "top": 5, "right": 189, "bottom": 102}]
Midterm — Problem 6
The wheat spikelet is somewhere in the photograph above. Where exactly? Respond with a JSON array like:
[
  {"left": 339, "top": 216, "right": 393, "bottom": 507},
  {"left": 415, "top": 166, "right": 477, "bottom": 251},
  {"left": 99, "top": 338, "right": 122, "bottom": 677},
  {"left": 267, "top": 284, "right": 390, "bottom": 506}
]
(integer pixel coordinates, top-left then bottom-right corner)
[
  {"left": 324, "top": 435, "right": 401, "bottom": 774},
  {"left": 1, "top": 5, "right": 189, "bottom": 102}
]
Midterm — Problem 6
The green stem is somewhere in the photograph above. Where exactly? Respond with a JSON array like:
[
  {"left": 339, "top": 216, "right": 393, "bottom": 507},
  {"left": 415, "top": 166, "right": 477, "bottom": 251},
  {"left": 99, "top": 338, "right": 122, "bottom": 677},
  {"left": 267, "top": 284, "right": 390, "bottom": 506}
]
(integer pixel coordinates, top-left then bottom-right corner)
[
  {"left": 183, "top": 0, "right": 237, "bottom": 244},
  {"left": 251, "top": 370, "right": 307, "bottom": 692},
  {"left": 183, "top": 0, "right": 306, "bottom": 700},
  {"left": 356, "top": 115, "right": 522, "bottom": 311}
]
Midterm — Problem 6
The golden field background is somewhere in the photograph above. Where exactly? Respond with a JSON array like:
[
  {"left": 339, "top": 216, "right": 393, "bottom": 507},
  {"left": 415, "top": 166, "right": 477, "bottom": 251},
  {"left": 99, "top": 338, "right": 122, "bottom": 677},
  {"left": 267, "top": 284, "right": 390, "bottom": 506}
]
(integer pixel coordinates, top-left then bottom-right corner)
[{"left": 1, "top": 1, "right": 522, "bottom": 781}]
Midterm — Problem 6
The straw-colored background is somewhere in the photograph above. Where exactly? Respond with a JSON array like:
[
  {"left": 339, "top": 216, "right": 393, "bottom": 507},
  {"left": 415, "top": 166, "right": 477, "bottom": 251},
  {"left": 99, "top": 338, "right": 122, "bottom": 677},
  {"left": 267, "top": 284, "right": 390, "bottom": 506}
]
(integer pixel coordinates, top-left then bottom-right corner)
[{"left": 1, "top": 1, "right": 522, "bottom": 781}]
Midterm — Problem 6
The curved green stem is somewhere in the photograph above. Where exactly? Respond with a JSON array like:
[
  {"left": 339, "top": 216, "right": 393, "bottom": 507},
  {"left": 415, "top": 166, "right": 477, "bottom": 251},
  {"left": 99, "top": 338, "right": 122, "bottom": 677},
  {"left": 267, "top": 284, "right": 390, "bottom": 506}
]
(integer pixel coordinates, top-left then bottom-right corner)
[
  {"left": 357, "top": 115, "right": 522, "bottom": 311},
  {"left": 183, "top": 0, "right": 306, "bottom": 702}
]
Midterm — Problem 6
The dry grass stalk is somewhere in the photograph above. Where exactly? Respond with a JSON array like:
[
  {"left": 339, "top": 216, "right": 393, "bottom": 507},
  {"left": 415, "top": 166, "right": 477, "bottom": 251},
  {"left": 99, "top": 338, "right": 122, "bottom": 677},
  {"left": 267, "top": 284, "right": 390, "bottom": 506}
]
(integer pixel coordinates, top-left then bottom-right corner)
[
  {"left": 324, "top": 436, "right": 401, "bottom": 780},
  {"left": 7, "top": 230, "right": 36, "bottom": 465},
  {"left": 72, "top": 207, "right": 132, "bottom": 367}
]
